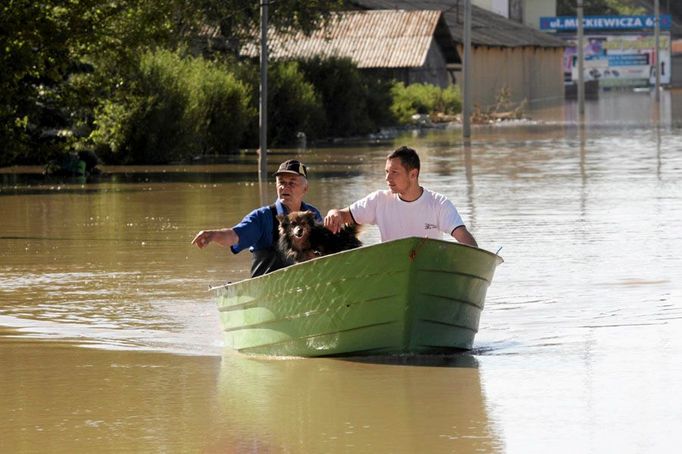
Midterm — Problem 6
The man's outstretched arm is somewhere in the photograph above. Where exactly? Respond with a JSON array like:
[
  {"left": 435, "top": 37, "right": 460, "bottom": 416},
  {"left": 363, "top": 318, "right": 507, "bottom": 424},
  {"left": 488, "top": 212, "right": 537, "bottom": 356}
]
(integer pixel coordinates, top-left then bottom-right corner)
[{"left": 191, "top": 228, "right": 239, "bottom": 249}]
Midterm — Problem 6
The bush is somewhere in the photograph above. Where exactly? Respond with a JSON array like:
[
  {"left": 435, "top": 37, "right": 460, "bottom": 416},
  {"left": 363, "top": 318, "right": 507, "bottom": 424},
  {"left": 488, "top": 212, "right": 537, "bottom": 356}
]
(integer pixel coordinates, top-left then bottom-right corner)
[
  {"left": 365, "top": 75, "right": 396, "bottom": 130},
  {"left": 298, "top": 57, "right": 395, "bottom": 137},
  {"left": 268, "top": 61, "right": 325, "bottom": 146},
  {"left": 235, "top": 60, "right": 325, "bottom": 147},
  {"left": 299, "top": 57, "right": 364, "bottom": 137},
  {"left": 0, "top": 117, "right": 30, "bottom": 166},
  {"left": 185, "top": 56, "right": 254, "bottom": 156},
  {"left": 90, "top": 50, "right": 253, "bottom": 164},
  {"left": 390, "top": 82, "right": 462, "bottom": 124}
]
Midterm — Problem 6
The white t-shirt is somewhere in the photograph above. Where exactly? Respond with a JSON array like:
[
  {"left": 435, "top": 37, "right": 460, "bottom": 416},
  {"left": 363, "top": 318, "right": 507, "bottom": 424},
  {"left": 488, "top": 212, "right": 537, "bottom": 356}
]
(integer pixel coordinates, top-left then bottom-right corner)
[{"left": 349, "top": 188, "right": 464, "bottom": 242}]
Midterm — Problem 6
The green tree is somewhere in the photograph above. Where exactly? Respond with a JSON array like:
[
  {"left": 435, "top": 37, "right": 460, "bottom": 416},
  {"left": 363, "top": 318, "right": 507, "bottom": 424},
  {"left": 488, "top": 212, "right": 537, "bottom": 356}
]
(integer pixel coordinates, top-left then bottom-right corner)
[
  {"left": 298, "top": 57, "right": 371, "bottom": 137},
  {"left": 90, "top": 50, "right": 253, "bottom": 163},
  {"left": 1, "top": 1, "right": 92, "bottom": 164},
  {"left": 0, "top": 0, "right": 193, "bottom": 165},
  {"left": 0, "top": 0, "right": 343, "bottom": 166},
  {"left": 267, "top": 61, "right": 326, "bottom": 146},
  {"left": 199, "top": 0, "right": 343, "bottom": 50}
]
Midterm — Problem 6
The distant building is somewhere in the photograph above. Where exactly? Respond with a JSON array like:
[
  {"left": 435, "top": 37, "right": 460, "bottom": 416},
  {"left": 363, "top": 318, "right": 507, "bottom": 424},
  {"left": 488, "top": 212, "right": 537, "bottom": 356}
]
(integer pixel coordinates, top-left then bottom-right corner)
[
  {"left": 351, "top": 0, "right": 566, "bottom": 108},
  {"left": 240, "top": 10, "right": 460, "bottom": 88}
]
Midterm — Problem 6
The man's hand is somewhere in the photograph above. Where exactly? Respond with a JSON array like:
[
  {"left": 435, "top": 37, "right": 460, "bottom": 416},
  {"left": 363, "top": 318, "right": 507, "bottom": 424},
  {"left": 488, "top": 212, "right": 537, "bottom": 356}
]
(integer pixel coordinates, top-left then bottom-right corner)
[
  {"left": 191, "top": 230, "right": 214, "bottom": 248},
  {"left": 191, "top": 229, "right": 238, "bottom": 248},
  {"left": 324, "top": 209, "right": 345, "bottom": 234}
]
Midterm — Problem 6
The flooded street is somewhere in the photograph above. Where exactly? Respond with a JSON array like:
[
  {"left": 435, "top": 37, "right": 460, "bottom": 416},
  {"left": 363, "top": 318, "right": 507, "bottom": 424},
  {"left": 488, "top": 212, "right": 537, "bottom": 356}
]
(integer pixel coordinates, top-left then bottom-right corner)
[{"left": 2, "top": 90, "right": 682, "bottom": 452}]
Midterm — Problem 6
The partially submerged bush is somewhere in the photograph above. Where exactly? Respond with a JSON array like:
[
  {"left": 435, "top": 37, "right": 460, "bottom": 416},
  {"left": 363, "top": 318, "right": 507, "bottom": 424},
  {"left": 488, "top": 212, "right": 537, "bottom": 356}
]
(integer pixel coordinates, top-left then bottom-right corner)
[
  {"left": 298, "top": 56, "right": 395, "bottom": 137},
  {"left": 233, "top": 60, "right": 325, "bottom": 148},
  {"left": 87, "top": 51, "right": 462, "bottom": 163},
  {"left": 90, "top": 50, "right": 252, "bottom": 164},
  {"left": 390, "top": 82, "right": 461, "bottom": 125},
  {"left": 268, "top": 61, "right": 325, "bottom": 146}
]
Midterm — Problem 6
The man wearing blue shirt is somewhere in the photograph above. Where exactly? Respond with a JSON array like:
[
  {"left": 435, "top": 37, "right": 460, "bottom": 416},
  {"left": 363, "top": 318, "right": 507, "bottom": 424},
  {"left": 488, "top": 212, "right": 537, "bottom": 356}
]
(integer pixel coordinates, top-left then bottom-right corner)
[{"left": 192, "top": 160, "right": 322, "bottom": 277}]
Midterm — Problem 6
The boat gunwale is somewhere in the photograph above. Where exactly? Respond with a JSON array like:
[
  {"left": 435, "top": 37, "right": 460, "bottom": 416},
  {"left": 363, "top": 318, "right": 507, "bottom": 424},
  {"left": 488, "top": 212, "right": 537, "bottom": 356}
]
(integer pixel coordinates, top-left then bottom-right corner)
[{"left": 209, "top": 237, "right": 503, "bottom": 292}]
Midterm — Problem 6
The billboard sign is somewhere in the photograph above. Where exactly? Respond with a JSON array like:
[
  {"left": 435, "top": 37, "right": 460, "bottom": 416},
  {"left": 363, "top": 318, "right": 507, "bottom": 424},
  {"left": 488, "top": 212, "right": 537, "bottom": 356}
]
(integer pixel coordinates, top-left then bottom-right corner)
[
  {"left": 562, "top": 34, "right": 671, "bottom": 86},
  {"left": 540, "top": 15, "right": 672, "bottom": 32}
]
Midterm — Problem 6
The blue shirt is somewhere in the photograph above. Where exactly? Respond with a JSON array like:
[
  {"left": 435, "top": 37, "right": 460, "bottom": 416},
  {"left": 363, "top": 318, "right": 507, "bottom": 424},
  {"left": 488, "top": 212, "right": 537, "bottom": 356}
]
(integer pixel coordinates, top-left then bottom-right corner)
[{"left": 230, "top": 200, "right": 322, "bottom": 254}]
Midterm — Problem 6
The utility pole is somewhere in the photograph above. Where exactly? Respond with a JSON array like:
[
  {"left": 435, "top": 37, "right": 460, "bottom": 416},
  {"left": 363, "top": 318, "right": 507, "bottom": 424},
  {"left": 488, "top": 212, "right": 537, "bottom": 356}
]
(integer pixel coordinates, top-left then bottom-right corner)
[
  {"left": 654, "top": 0, "right": 661, "bottom": 102},
  {"left": 577, "top": 0, "right": 585, "bottom": 116},
  {"left": 258, "top": 1, "right": 268, "bottom": 191},
  {"left": 462, "top": 0, "right": 472, "bottom": 138}
]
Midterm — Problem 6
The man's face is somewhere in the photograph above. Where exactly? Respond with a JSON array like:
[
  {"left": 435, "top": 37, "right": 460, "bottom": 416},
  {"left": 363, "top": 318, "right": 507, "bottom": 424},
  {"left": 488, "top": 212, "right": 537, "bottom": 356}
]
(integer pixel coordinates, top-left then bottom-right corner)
[
  {"left": 384, "top": 158, "right": 416, "bottom": 195},
  {"left": 276, "top": 174, "right": 308, "bottom": 206}
]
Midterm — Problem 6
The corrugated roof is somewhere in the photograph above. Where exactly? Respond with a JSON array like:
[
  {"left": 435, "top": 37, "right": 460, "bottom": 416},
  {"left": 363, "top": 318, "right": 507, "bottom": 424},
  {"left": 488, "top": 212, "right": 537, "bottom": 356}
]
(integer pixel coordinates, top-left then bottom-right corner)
[
  {"left": 351, "top": 0, "right": 567, "bottom": 48},
  {"left": 241, "top": 10, "right": 459, "bottom": 68}
]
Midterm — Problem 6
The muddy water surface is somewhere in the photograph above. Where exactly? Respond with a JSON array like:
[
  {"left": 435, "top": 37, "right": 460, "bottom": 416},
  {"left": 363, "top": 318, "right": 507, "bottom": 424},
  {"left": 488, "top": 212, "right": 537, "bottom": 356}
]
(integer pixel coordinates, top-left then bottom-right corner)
[{"left": 1, "top": 90, "right": 682, "bottom": 453}]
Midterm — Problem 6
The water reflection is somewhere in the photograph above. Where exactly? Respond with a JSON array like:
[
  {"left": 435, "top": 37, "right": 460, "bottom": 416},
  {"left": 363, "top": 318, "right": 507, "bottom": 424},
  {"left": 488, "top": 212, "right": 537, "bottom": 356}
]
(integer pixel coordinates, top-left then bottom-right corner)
[
  {"left": 579, "top": 121, "right": 587, "bottom": 220},
  {"left": 462, "top": 141, "right": 476, "bottom": 230},
  {"left": 543, "top": 88, "right": 680, "bottom": 128},
  {"left": 0, "top": 342, "right": 501, "bottom": 453},
  {"left": 215, "top": 353, "right": 501, "bottom": 453}
]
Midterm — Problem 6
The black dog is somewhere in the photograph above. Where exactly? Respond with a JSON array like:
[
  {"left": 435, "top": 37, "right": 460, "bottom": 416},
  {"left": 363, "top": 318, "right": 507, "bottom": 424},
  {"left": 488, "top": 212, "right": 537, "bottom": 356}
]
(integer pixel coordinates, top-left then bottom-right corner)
[{"left": 277, "top": 211, "right": 362, "bottom": 263}]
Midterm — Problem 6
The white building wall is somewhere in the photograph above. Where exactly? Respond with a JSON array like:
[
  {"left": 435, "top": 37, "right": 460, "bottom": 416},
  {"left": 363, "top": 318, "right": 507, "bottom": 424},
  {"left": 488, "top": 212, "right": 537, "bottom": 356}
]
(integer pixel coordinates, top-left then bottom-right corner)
[
  {"left": 524, "top": 0, "right": 556, "bottom": 29},
  {"left": 473, "top": 0, "right": 509, "bottom": 18},
  {"left": 474, "top": 0, "right": 557, "bottom": 29}
]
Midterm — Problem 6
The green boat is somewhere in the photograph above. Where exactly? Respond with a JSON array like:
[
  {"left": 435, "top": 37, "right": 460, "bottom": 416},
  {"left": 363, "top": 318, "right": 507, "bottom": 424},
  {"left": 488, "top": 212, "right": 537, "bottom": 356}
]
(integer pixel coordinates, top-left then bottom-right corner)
[{"left": 214, "top": 237, "right": 503, "bottom": 357}]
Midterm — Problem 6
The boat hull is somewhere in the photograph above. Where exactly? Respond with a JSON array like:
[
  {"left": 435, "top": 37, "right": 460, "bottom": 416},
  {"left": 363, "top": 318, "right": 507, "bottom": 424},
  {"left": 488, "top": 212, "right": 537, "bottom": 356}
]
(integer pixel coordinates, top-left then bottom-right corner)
[{"left": 214, "top": 237, "right": 502, "bottom": 357}]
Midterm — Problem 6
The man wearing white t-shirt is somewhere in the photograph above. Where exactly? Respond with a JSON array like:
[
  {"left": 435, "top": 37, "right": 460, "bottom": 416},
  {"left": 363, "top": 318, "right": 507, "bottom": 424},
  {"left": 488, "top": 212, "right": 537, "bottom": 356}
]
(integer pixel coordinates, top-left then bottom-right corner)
[{"left": 324, "top": 146, "right": 478, "bottom": 247}]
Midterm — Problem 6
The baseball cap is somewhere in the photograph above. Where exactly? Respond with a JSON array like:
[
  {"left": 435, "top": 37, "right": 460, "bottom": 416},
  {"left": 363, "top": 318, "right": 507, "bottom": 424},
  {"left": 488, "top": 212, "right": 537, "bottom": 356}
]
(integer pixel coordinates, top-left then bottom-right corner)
[{"left": 274, "top": 160, "right": 307, "bottom": 178}]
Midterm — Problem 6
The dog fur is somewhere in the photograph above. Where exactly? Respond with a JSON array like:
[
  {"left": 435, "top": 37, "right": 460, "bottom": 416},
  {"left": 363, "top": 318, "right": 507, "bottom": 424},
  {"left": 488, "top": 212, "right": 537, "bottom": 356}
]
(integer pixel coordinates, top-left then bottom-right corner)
[{"left": 277, "top": 211, "right": 362, "bottom": 263}]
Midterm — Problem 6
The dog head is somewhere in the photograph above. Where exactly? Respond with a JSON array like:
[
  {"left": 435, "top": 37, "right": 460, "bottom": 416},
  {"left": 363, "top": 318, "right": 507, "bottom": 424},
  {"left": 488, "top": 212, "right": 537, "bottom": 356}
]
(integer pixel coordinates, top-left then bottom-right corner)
[{"left": 277, "top": 211, "right": 317, "bottom": 245}]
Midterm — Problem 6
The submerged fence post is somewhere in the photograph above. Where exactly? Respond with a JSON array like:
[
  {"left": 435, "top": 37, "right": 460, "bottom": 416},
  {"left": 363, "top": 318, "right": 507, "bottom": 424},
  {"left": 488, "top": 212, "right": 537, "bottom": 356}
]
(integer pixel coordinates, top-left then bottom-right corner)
[
  {"left": 655, "top": 0, "right": 661, "bottom": 102},
  {"left": 577, "top": 0, "right": 585, "bottom": 117},
  {"left": 462, "top": 0, "right": 472, "bottom": 139},
  {"left": 258, "top": 0, "right": 269, "bottom": 204}
]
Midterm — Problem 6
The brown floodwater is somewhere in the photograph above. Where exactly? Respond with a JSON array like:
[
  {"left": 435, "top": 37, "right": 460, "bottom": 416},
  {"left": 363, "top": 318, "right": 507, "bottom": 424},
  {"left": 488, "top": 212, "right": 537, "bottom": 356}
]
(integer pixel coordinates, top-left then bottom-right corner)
[{"left": 1, "top": 90, "right": 682, "bottom": 452}]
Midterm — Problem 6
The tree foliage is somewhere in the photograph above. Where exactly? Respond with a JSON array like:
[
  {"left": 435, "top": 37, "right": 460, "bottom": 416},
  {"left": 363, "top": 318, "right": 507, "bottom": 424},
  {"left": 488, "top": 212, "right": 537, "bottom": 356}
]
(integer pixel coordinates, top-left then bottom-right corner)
[
  {"left": 199, "top": 0, "right": 343, "bottom": 47},
  {"left": 266, "top": 61, "right": 326, "bottom": 147},
  {"left": 0, "top": 0, "right": 195, "bottom": 164},
  {"left": 0, "top": 0, "right": 343, "bottom": 165},
  {"left": 298, "top": 57, "right": 370, "bottom": 137},
  {"left": 90, "top": 50, "right": 253, "bottom": 164}
]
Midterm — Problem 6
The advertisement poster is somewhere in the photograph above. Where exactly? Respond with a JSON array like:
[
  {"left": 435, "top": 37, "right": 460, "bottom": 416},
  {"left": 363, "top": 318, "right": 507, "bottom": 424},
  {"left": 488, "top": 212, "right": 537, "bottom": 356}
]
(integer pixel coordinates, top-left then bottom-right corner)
[{"left": 562, "top": 34, "right": 672, "bottom": 86}]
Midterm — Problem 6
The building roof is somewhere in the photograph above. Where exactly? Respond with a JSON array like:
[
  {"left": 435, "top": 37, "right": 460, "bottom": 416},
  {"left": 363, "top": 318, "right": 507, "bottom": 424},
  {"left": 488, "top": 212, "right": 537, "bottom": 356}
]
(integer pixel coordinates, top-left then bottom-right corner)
[
  {"left": 350, "top": 0, "right": 567, "bottom": 48},
  {"left": 241, "top": 9, "right": 460, "bottom": 68}
]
